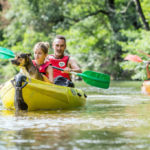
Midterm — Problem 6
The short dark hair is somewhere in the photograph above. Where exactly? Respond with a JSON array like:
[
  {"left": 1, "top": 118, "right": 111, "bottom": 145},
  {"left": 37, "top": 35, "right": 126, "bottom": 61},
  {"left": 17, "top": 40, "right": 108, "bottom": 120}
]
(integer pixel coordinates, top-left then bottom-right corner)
[{"left": 54, "top": 35, "right": 66, "bottom": 43}]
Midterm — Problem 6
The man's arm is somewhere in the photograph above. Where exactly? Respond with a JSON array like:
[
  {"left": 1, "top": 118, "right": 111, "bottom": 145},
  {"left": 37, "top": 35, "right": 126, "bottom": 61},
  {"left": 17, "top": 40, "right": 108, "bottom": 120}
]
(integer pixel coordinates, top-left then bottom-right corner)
[
  {"left": 63, "top": 57, "right": 82, "bottom": 73},
  {"left": 69, "top": 57, "right": 82, "bottom": 73}
]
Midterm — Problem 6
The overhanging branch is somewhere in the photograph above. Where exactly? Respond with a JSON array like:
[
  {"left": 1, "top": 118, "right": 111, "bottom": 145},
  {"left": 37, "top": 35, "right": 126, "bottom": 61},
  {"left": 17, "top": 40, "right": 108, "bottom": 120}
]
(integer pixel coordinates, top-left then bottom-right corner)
[{"left": 65, "top": 9, "right": 109, "bottom": 23}]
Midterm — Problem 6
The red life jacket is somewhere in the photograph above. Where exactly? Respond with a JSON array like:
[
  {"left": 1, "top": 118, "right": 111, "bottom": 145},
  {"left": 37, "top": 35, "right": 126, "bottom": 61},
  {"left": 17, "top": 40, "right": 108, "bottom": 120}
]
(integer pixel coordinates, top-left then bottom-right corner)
[
  {"left": 32, "top": 60, "right": 50, "bottom": 78},
  {"left": 48, "top": 55, "right": 71, "bottom": 80}
]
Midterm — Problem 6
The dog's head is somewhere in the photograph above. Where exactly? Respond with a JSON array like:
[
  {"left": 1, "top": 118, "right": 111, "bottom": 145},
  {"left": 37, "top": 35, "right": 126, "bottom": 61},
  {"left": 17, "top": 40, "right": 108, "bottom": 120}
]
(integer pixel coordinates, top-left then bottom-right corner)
[{"left": 11, "top": 53, "right": 32, "bottom": 66}]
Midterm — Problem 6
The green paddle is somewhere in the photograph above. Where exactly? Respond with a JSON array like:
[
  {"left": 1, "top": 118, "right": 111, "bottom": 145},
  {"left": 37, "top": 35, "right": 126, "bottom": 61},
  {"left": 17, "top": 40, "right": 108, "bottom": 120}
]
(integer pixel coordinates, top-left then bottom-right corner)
[
  {"left": 0, "top": 47, "right": 15, "bottom": 59},
  {"left": 52, "top": 66, "right": 110, "bottom": 89}
]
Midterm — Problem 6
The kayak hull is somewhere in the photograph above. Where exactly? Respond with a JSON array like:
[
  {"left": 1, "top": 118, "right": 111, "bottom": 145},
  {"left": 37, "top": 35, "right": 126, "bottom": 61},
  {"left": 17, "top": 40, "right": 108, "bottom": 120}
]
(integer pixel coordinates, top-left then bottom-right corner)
[
  {"left": 141, "top": 80, "right": 150, "bottom": 95},
  {"left": 0, "top": 77, "right": 86, "bottom": 111}
]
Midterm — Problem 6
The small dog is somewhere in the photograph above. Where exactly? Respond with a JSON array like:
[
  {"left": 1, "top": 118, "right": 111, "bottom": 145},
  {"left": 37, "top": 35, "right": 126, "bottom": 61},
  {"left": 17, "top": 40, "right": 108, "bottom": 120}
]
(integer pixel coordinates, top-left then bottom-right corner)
[{"left": 11, "top": 53, "right": 50, "bottom": 82}]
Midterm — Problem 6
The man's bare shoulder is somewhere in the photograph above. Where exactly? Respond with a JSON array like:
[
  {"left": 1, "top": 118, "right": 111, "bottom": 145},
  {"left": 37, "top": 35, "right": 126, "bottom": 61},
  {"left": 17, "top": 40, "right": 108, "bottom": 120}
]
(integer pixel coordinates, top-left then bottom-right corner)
[
  {"left": 68, "top": 56, "right": 79, "bottom": 66},
  {"left": 68, "top": 56, "right": 76, "bottom": 62}
]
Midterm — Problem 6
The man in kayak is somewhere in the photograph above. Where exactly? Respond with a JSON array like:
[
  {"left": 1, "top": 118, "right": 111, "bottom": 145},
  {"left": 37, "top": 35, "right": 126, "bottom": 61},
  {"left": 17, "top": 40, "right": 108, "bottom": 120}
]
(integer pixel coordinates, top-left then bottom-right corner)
[{"left": 46, "top": 35, "right": 82, "bottom": 87}]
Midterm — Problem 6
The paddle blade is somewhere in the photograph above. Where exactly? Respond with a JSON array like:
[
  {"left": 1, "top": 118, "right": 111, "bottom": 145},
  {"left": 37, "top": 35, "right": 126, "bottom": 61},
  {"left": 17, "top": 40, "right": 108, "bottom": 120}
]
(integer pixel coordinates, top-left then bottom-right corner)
[
  {"left": 0, "top": 47, "right": 15, "bottom": 59},
  {"left": 77, "top": 71, "right": 110, "bottom": 89},
  {"left": 124, "top": 54, "right": 143, "bottom": 62}
]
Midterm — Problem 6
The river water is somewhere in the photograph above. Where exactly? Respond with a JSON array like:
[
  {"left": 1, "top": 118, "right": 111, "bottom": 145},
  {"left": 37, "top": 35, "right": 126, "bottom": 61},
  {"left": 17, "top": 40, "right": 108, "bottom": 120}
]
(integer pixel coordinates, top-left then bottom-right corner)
[{"left": 0, "top": 81, "right": 150, "bottom": 150}]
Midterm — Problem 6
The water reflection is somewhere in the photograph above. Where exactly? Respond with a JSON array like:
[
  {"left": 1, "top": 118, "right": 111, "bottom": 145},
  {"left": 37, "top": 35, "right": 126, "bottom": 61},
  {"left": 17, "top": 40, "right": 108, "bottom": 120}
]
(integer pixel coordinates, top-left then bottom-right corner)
[{"left": 0, "top": 81, "right": 150, "bottom": 149}]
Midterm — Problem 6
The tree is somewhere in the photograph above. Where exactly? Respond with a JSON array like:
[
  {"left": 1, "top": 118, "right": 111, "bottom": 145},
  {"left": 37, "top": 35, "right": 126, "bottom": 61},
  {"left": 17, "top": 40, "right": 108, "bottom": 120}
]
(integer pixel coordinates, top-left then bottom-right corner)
[
  {"left": 60, "top": 0, "right": 142, "bottom": 78},
  {"left": 0, "top": 0, "right": 149, "bottom": 81},
  {"left": 134, "top": 0, "right": 150, "bottom": 30}
]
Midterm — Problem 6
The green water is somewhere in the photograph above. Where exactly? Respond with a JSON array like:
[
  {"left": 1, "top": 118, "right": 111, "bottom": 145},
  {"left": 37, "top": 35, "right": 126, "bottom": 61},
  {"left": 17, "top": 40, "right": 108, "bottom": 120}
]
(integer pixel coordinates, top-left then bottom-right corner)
[{"left": 0, "top": 81, "right": 150, "bottom": 150}]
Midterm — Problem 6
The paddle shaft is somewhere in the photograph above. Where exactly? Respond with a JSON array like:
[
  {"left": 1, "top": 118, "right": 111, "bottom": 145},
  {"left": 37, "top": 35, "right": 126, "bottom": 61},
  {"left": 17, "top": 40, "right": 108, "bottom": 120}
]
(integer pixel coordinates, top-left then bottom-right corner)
[
  {"left": 52, "top": 66, "right": 78, "bottom": 75},
  {"left": 52, "top": 66, "right": 104, "bottom": 81},
  {"left": 52, "top": 66, "right": 110, "bottom": 88},
  {"left": 138, "top": 50, "right": 150, "bottom": 57},
  {"left": 52, "top": 66, "right": 66, "bottom": 71}
]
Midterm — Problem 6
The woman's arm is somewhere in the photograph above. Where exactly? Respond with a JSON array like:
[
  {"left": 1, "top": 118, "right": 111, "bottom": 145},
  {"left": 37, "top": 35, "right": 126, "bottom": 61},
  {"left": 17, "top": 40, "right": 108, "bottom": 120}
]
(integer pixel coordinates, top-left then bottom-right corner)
[{"left": 46, "top": 65, "right": 53, "bottom": 83}]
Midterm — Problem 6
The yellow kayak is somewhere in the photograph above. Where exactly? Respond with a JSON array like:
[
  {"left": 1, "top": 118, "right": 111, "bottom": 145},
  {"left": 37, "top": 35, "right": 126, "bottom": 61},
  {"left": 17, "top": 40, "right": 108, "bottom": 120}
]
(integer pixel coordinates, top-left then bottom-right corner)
[{"left": 0, "top": 75, "right": 86, "bottom": 111}]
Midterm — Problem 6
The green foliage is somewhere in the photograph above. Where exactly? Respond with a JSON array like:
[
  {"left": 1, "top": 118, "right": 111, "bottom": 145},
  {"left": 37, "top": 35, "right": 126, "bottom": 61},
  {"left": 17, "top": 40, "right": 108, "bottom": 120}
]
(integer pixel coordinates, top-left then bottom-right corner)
[
  {"left": 0, "top": 61, "right": 18, "bottom": 83},
  {"left": 58, "top": 0, "right": 144, "bottom": 79},
  {"left": 11, "top": 30, "right": 51, "bottom": 54},
  {"left": 141, "top": 0, "right": 150, "bottom": 25},
  {"left": 0, "top": 0, "right": 150, "bottom": 81},
  {"left": 119, "top": 29, "right": 150, "bottom": 80}
]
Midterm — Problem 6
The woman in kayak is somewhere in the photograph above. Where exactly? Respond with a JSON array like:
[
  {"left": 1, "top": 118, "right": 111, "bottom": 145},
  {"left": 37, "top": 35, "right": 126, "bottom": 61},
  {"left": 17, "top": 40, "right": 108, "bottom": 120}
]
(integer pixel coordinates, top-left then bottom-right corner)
[{"left": 32, "top": 42, "right": 53, "bottom": 83}]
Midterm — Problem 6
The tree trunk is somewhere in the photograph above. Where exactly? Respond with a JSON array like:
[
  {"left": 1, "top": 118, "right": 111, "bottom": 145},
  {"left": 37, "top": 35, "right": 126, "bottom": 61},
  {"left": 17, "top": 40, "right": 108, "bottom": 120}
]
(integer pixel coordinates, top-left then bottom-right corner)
[{"left": 134, "top": 0, "right": 150, "bottom": 30}]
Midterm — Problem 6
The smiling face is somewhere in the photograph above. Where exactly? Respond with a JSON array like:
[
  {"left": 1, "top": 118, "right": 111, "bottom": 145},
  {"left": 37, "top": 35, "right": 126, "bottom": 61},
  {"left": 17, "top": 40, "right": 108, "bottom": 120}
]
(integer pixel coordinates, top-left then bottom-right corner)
[
  {"left": 34, "top": 48, "right": 47, "bottom": 65},
  {"left": 52, "top": 38, "right": 66, "bottom": 59}
]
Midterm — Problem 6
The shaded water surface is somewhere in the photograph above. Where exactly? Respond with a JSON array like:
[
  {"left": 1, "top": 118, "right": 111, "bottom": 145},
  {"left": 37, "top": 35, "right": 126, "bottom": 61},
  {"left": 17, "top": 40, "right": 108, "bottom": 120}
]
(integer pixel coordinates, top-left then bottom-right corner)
[{"left": 0, "top": 81, "right": 150, "bottom": 149}]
